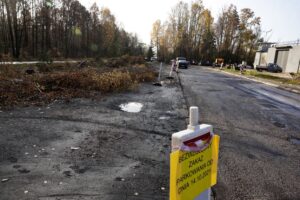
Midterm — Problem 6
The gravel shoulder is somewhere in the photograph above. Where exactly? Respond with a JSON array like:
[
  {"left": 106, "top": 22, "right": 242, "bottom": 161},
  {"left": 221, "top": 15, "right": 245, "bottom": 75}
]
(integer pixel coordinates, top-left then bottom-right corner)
[{"left": 209, "top": 67, "right": 300, "bottom": 94}]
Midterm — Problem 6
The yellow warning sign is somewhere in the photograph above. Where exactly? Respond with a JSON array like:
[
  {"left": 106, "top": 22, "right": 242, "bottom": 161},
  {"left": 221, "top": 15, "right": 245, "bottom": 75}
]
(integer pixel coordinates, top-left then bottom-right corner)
[{"left": 170, "top": 135, "right": 220, "bottom": 200}]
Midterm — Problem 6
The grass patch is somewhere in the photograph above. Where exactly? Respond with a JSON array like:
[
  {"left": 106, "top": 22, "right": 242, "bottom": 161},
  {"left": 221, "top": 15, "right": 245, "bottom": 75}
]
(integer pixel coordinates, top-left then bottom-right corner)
[
  {"left": 0, "top": 56, "right": 157, "bottom": 108},
  {"left": 286, "top": 74, "right": 300, "bottom": 85},
  {"left": 223, "top": 68, "right": 300, "bottom": 85},
  {"left": 223, "top": 68, "right": 239, "bottom": 74},
  {"left": 244, "top": 70, "right": 286, "bottom": 81}
]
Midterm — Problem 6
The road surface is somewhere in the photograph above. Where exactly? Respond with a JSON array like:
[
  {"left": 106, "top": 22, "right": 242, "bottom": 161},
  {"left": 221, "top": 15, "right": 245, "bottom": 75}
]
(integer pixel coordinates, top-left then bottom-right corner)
[{"left": 178, "top": 65, "right": 300, "bottom": 200}]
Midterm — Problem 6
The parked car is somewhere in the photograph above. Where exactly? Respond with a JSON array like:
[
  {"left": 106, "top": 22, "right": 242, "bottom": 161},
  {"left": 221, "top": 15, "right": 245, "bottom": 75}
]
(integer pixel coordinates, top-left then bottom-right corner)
[
  {"left": 190, "top": 59, "right": 198, "bottom": 65},
  {"left": 256, "top": 63, "right": 282, "bottom": 73},
  {"left": 176, "top": 57, "right": 189, "bottom": 69},
  {"left": 235, "top": 64, "right": 253, "bottom": 70},
  {"left": 150, "top": 57, "right": 157, "bottom": 62},
  {"left": 199, "top": 60, "right": 212, "bottom": 66},
  {"left": 245, "top": 65, "right": 254, "bottom": 69},
  {"left": 234, "top": 64, "right": 241, "bottom": 70},
  {"left": 268, "top": 63, "right": 282, "bottom": 72}
]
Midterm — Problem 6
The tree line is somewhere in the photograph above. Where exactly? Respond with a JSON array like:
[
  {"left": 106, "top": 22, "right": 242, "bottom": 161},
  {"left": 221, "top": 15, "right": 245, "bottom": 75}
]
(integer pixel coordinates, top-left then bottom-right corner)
[
  {"left": 151, "top": 0, "right": 262, "bottom": 65},
  {"left": 0, "top": 0, "right": 144, "bottom": 60}
]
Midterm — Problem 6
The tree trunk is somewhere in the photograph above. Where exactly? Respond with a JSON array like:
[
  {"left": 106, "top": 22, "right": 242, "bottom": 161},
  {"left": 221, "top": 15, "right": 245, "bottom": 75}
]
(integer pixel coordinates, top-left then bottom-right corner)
[{"left": 4, "top": 0, "right": 17, "bottom": 57}]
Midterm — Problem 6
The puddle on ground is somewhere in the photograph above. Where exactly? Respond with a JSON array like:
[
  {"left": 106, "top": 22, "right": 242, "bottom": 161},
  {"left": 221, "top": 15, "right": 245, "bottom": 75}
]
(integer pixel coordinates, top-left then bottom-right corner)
[
  {"left": 166, "top": 111, "right": 176, "bottom": 115},
  {"left": 289, "top": 136, "right": 300, "bottom": 145},
  {"left": 119, "top": 102, "right": 143, "bottom": 113},
  {"left": 159, "top": 116, "right": 170, "bottom": 120}
]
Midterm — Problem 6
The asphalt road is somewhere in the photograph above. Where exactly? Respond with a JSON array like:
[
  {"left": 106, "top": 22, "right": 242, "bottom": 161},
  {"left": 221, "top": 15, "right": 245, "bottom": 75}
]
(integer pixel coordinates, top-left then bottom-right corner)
[{"left": 178, "top": 65, "right": 300, "bottom": 200}]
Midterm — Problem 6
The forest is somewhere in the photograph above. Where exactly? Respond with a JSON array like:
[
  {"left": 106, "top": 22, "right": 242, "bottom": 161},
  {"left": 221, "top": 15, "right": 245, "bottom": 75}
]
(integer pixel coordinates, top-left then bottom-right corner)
[
  {"left": 0, "top": 0, "right": 263, "bottom": 65},
  {"left": 0, "top": 0, "right": 144, "bottom": 61},
  {"left": 151, "top": 0, "right": 262, "bottom": 64}
]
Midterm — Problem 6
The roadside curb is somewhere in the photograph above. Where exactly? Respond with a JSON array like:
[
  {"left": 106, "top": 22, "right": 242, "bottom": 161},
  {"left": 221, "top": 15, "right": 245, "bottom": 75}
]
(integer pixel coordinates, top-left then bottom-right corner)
[{"left": 208, "top": 68, "right": 300, "bottom": 95}]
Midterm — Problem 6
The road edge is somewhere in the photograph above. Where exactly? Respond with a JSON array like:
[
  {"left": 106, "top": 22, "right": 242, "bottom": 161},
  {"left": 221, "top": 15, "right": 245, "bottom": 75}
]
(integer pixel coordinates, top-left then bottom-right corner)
[{"left": 207, "top": 67, "right": 300, "bottom": 95}]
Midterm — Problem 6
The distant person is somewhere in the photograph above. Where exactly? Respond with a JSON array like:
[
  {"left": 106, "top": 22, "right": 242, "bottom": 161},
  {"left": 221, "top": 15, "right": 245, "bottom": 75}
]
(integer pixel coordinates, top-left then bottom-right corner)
[
  {"left": 240, "top": 63, "right": 245, "bottom": 74},
  {"left": 220, "top": 62, "right": 224, "bottom": 70},
  {"left": 168, "top": 59, "right": 175, "bottom": 77},
  {"left": 171, "top": 59, "right": 176, "bottom": 72},
  {"left": 234, "top": 63, "right": 237, "bottom": 70}
]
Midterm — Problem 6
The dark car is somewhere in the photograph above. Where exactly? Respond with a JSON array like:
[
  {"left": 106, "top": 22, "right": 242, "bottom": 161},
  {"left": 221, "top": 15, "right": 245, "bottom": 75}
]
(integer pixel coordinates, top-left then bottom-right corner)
[
  {"left": 199, "top": 60, "right": 212, "bottom": 66},
  {"left": 176, "top": 57, "right": 189, "bottom": 69},
  {"left": 235, "top": 64, "right": 251, "bottom": 70},
  {"left": 245, "top": 65, "right": 254, "bottom": 69},
  {"left": 256, "top": 63, "right": 282, "bottom": 73},
  {"left": 234, "top": 64, "right": 240, "bottom": 70},
  {"left": 267, "top": 63, "right": 282, "bottom": 73},
  {"left": 190, "top": 59, "right": 198, "bottom": 65}
]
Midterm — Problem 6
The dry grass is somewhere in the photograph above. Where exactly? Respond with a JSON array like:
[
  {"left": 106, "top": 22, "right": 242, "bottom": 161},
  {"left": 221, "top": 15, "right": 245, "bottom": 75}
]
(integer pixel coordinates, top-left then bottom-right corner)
[
  {"left": 223, "top": 68, "right": 300, "bottom": 85},
  {"left": 0, "top": 57, "right": 157, "bottom": 108},
  {"left": 102, "top": 55, "right": 145, "bottom": 68},
  {"left": 287, "top": 74, "right": 300, "bottom": 85}
]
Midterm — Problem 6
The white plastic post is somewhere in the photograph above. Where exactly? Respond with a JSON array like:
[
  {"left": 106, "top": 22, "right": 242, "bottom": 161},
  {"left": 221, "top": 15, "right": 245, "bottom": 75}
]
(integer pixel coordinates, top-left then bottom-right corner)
[
  {"left": 158, "top": 62, "right": 162, "bottom": 82},
  {"left": 188, "top": 106, "right": 199, "bottom": 128},
  {"left": 169, "top": 66, "right": 173, "bottom": 77},
  {"left": 171, "top": 106, "right": 212, "bottom": 200},
  {"left": 170, "top": 60, "right": 176, "bottom": 77}
]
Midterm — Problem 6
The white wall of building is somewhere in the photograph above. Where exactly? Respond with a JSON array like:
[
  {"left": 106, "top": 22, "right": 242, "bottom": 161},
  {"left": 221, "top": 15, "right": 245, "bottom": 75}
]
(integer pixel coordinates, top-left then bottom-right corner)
[
  {"left": 286, "top": 45, "right": 300, "bottom": 73},
  {"left": 254, "top": 44, "right": 300, "bottom": 73},
  {"left": 254, "top": 52, "right": 268, "bottom": 68},
  {"left": 254, "top": 52, "right": 260, "bottom": 68},
  {"left": 266, "top": 47, "right": 276, "bottom": 64},
  {"left": 260, "top": 52, "right": 268, "bottom": 66}
]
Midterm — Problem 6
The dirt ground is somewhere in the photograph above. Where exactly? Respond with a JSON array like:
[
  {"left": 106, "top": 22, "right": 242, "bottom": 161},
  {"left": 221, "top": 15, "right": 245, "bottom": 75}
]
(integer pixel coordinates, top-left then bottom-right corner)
[{"left": 0, "top": 63, "right": 187, "bottom": 200}]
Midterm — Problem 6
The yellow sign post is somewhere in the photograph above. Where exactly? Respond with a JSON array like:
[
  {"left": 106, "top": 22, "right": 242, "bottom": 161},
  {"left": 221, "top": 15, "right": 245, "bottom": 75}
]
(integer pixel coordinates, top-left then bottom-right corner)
[{"left": 170, "top": 135, "right": 220, "bottom": 200}]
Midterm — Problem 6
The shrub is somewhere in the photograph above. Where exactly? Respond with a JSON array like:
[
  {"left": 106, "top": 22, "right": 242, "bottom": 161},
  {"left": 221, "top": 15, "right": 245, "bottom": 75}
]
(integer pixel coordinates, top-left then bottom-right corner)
[{"left": 0, "top": 61, "right": 156, "bottom": 107}]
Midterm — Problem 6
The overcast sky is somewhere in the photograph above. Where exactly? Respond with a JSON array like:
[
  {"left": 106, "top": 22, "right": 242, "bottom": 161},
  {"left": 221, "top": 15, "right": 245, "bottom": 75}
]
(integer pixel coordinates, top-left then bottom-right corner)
[{"left": 80, "top": 0, "right": 300, "bottom": 45}]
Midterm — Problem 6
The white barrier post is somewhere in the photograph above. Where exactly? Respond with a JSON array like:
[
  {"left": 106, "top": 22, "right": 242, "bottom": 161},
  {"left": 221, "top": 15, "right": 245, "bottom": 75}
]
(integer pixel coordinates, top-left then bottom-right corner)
[
  {"left": 158, "top": 62, "right": 162, "bottom": 82},
  {"left": 171, "top": 106, "right": 212, "bottom": 200},
  {"left": 153, "top": 62, "right": 163, "bottom": 86}
]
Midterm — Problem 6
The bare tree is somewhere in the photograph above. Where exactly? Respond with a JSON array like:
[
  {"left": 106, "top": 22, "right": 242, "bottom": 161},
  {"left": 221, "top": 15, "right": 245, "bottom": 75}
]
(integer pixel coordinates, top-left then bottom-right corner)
[
  {"left": 151, "top": 1, "right": 262, "bottom": 64},
  {"left": 0, "top": 0, "right": 145, "bottom": 60}
]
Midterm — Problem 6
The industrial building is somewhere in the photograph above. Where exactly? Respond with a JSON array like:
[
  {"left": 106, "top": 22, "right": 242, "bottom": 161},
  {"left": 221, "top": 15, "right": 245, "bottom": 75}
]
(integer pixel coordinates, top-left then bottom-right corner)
[{"left": 254, "top": 41, "right": 300, "bottom": 73}]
